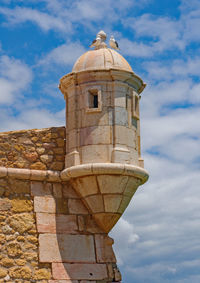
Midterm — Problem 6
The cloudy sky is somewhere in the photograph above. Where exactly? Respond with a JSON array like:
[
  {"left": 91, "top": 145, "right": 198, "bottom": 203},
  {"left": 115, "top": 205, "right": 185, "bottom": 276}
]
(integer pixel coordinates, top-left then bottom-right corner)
[{"left": 0, "top": 0, "right": 200, "bottom": 282}]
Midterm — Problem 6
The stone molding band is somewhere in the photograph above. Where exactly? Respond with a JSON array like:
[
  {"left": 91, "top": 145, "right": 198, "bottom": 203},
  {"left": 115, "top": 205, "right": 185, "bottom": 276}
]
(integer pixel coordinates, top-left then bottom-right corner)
[
  {"left": 0, "top": 163, "right": 149, "bottom": 184},
  {"left": 0, "top": 167, "right": 61, "bottom": 182},
  {"left": 61, "top": 163, "right": 149, "bottom": 184}
]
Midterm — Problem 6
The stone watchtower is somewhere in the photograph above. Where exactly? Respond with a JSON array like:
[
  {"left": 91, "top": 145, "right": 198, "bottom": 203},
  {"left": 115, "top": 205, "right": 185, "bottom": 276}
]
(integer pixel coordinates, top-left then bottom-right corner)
[
  {"left": 59, "top": 31, "right": 148, "bottom": 234},
  {"left": 0, "top": 31, "right": 148, "bottom": 282}
]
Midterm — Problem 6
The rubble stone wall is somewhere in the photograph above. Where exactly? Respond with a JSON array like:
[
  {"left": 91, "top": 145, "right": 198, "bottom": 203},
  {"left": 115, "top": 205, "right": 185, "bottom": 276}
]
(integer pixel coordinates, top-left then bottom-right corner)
[{"left": 0, "top": 127, "right": 66, "bottom": 171}]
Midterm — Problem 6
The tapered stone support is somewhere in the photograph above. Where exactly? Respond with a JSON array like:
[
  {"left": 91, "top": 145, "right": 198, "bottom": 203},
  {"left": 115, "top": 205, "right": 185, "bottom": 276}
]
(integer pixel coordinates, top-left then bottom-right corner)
[{"left": 61, "top": 163, "right": 148, "bottom": 232}]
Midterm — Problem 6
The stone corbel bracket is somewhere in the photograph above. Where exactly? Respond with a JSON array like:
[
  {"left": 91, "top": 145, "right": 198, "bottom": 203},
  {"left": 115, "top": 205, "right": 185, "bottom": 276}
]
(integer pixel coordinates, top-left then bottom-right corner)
[{"left": 61, "top": 163, "right": 149, "bottom": 233}]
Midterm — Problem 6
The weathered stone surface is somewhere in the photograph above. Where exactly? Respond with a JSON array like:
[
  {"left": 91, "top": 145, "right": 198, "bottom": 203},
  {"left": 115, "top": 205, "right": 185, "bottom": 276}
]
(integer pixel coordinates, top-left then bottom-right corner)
[
  {"left": 103, "top": 195, "right": 122, "bottom": 213},
  {"left": 24, "top": 152, "right": 38, "bottom": 162},
  {"left": 0, "top": 187, "right": 5, "bottom": 197},
  {"left": 62, "top": 183, "right": 79, "bottom": 199},
  {"left": 50, "top": 162, "right": 64, "bottom": 171},
  {"left": 0, "top": 268, "right": 7, "bottom": 278},
  {"left": 95, "top": 235, "right": 116, "bottom": 263},
  {"left": 24, "top": 252, "right": 38, "bottom": 262},
  {"left": 30, "top": 162, "right": 47, "bottom": 170},
  {"left": 93, "top": 213, "right": 121, "bottom": 233},
  {"left": 9, "top": 179, "right": 30, "bottom": 194},
  {"left": 71, "top": 176, "right": 98, "bottom": 197},
  {"left": 7, "top": 242, "right": 22, "bottom": 257},
  {"left": 11, "top": 199, "right": 33, "bottom": 212},
  {"left": 27, "top": 235, "right": 38, "bottom": 243},
  {"left": 52, "top": 183, "right": 62, "bottom": 198},
  {"left": 0, "top": 199, "right": 11, "bottom": 211},
  {"left": 40, "top": 154, "right": 54, "bottom": 164},
  {"left": 1, "top": 225, "right": 12, "bottom": 234},
  {"left": 8, "top": 213, "right": 34, "bottom": 234},
  {"left": 9, "top": 266, "right": 32, "bottom": 279},
  {"left": 84, "top": 195, "right": 104, "bottom": 213},
  {"left": 0, "top": 258, "right": 14, "bottom": 267},
  {"left": 39, "top": 234, "right": 96, "bottom": 263},
  {"left": 56, "top": 138, "right": 65, "bottom": 147},
  {"left": 34, "top": 196, "right": 56, "bottom": 213},
  {"left": 97, "top": 175, "right": 128, "bottom": 194},
  {"left": 68, "top": 199, "right": 88, "bottom": 214},
  {"left": 15, "top": 259, "right": 26, "bottom": 266},
  {"left": 0, "top": 235, "right": 5, "bottom": 243},
  {"left": 56, "top": 198, "right": 68, "bottom": 214},
  {"left": 52, "top": 263, "right": 108, "bottom": 280},
  {"left": 36, "top": 213, "right": 77, "bottom": 233},
  {"left": 33, "top": 268, "right": 51, "bottom": 280},
  {"left": 31, "top": 181, "right": 52, "bottom": 196}
]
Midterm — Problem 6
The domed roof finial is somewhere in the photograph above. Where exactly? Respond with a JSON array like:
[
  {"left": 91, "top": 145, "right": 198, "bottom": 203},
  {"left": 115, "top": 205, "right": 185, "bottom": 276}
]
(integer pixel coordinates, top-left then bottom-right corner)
[{"left": 89, "top": 30, "right": 107, "bottom": 50}]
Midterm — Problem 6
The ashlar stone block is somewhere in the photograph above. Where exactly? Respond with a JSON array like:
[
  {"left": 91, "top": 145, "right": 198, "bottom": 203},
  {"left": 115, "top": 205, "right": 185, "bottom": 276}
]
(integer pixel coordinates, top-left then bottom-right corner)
[
  {"left": 97, "top": 175, "right": 128, "bottom": 194},
  {"left": 68, "top": 199, "right": 88, "bottom": 215},
  {"left": 31, "top": 182, "right": 52, "bottom": 196},
  {"left": 84, "top": 195, "right": 104, "bottom": 213},
  {"left": 71, "top": 176, "right": 99, "bottom": 197},
  {"left": 103, "top": 195, "right": 122, "bottom": 213},
  {"left": 34, "top": 196, "right": 56, "bottom": 213},
  {"left": 95, "top": 235, "right": 116, "bottom": 263},
  {"left": 36, "top": 213, "right": 77, "bottom": 233},
  {"left": 81, "top": 145, "right": 111, "bottom": 164},
  {"left": 114, "top": 107, "right": 128, "bottom": 127},
  {"left": 39, "top": 234, "right": 96, "bottom": 263},
  {"left": 114, "top": 125, "right": 135, "bottom": 147},
  {"left": 80, "top": 126, "right": 111, "bottom": 146},
  {"left": 52, "top": 263, "right": 108, "bottom": 280}
]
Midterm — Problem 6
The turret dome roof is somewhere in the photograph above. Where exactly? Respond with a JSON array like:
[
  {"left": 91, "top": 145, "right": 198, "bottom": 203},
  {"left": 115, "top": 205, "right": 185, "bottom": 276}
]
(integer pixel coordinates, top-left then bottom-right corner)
[{"left": 72, "top": 47, "right": 133, "bottom": 73}]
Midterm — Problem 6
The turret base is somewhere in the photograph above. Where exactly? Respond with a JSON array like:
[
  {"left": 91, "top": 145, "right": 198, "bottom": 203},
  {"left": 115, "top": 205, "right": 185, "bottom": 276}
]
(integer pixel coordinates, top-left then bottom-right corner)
[{"left": 61, "top": 163, "right": 149, "bottom": 232}]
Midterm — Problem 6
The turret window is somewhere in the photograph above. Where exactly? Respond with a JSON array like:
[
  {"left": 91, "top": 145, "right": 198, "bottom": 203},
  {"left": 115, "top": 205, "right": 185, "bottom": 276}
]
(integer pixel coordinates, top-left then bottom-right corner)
[
  {"left": 86, "top": 87, "right": 102, "bottom": 113},
  {"left": 132, "top": 93, "right": 140, "bottom": 120},
  {"left": 89, "top": 89, "right": 98, "bottom": 108}
]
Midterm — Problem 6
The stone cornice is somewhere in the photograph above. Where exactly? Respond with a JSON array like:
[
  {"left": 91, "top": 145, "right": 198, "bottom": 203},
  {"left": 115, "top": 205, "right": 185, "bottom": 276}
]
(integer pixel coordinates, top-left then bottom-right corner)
[
  {"left": 0, "top": 163, "right": 149, "bottom": 184},
  {"left": 61, "top": 163, "right": 149, "bottom": 184},
  {"left": 0, "top": 167, "right": 61, "bottom": 182},
  {"left": 59, "top": 69, "right": 146, "bottom": 96}
]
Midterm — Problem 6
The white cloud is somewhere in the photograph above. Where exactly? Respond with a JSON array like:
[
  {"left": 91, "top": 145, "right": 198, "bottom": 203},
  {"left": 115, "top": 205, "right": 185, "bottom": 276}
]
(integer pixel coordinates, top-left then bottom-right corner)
[
  {"left": 179, "top": 0, "right": 200, "bottom": 13},
  {"left": 0, "top": 0, "right": 151, "bottom": 36},
  {"left": 182, "top": 9, "right": 200, "bottom": 42},
  {"left": 0, "top": 55, "right": 32, "bottom": 104},
  {"left": 39, "top": 42, "right": 86, "bottom": 67},
  {"left": 45, "top": 0, "right": 136, "bottom": 21},
  {"left": 0, "top": 107, "right": 65, "bottom": 132},
  {"left": 120, "top": 38, "right": 154, "bottom": 57},
  {"left": 122, "top": 14, "right": 184, "bottom": 57},
  {"left": 0, "top": 6, "right": 71, "bottom": 33},
  {"left": 110, "top": 218, "right": 140, "bottom": 265},
  {"left": 120, "top": 3, "right": 200, "bottom": 58},
  {"left": 144, "top": 57, "right": 200, "bottom": 81}
]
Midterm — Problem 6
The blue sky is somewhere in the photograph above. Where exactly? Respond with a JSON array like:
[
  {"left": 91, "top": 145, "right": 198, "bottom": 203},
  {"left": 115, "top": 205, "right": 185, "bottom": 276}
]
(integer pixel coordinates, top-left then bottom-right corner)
[{"left": 0, "top": 0, "right": 200, "bottom": 282}]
